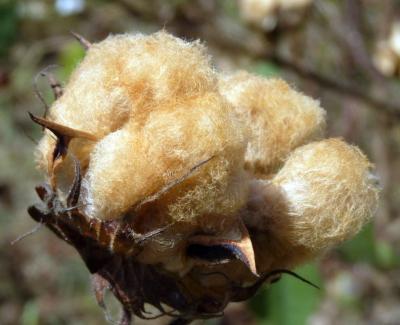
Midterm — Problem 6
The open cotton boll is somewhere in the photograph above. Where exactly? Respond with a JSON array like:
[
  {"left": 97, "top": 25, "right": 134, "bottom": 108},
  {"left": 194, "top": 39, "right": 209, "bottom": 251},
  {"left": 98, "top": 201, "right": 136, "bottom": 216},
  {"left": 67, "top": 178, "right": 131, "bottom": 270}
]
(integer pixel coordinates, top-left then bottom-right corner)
[
  {"left": 238, "top": 0, "right": 279, "bottom": 30},
  {"left": 35, "top": 31, "right": 217, "bottom": 181},
  {"left": 241, "top": 139, "right": 379, "bottom": 273},
  {"left": 48, "top": 31, "right": 215, "bottom": 133},
  {"left": 272, "top": 138, "right": 379, "bottom": 252},
  {"left": 219, "top": 71, "right": 326, "bottom": 176},
  {"left": 82, "top": 94, "right": 247, "bottom": 221},
  {"left": 29, "top": 31, "right": 382, "bottom": 320},
  {"left": 238, "top": 0, "right": 313, "bottom": 30}
]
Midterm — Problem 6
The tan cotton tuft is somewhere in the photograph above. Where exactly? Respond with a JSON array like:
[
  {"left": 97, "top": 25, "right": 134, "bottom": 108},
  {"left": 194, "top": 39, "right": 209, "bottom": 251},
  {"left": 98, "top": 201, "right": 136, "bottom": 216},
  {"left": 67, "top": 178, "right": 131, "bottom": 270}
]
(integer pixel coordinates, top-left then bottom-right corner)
[
  {"left": 219, "top": 71, "right": 326, "bottom": 176},
  {"left": 83, "top": 95, "right": 247, "bottom": 220},
  {"left": 272, "top": 138, "right": 379, "bottom": 252},
  {"left": 35, "top": 31, "right": 248, "bottom": 222},
  {"left": 36, "top": 32, "right": 218, "bottom": 174}
]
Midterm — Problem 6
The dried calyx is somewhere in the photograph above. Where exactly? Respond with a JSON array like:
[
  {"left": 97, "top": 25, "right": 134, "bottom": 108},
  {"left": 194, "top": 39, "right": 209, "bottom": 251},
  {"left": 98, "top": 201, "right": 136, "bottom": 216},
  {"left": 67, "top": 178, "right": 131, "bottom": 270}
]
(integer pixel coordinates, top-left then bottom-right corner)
[{"left": 29, "top": 31, "right": 379, "bottom": 323}]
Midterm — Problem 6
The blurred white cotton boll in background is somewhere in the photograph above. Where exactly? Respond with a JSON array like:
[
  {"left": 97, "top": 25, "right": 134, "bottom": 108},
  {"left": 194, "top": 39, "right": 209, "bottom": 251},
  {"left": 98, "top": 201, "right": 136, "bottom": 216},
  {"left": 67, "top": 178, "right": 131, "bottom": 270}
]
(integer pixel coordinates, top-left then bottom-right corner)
[{"left": 238, "top": 0, "right": 313, "bottom": 31}]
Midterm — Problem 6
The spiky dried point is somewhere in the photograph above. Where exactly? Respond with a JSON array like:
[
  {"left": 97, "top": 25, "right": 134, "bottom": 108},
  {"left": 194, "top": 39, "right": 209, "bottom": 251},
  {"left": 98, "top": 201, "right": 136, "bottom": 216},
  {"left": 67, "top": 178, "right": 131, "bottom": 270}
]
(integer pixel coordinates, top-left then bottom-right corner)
[{"left": 29, "top": 31, "right": 379, "bottom": 324}]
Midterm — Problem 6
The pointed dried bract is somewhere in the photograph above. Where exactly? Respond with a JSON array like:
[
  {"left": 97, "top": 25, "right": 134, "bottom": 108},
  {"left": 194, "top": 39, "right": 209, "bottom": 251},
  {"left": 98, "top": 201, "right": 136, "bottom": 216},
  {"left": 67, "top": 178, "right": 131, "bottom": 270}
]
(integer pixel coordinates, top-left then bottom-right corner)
[{"left": 70, "top": 31, "right": 92, "bottom": 50}]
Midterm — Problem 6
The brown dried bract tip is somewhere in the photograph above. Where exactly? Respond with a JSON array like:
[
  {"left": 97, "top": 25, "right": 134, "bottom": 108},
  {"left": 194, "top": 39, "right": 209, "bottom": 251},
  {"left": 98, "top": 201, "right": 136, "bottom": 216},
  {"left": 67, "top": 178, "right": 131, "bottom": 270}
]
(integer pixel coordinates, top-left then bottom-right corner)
[
  {"left": 28, "top": 31, "right": 379, "bottom": 324},
  {"left": 29, "top": 112, "right": 97, "bottom": 188},
  {"left": 70, "top": 31, "right": 92, "bottom": 50}
]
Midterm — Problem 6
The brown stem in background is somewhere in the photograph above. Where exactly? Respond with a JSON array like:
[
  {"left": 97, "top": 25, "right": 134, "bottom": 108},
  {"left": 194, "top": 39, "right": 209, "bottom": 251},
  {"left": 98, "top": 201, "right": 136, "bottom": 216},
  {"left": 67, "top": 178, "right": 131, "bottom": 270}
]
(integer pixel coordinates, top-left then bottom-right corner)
[{"left": 342, "top": 0, "right": 383, "bottom": 81}]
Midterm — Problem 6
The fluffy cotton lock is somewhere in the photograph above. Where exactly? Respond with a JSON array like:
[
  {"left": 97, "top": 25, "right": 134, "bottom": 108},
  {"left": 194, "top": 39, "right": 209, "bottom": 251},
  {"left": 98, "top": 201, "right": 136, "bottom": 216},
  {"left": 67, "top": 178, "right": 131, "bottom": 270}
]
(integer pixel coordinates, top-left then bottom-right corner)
[
  {"left": 35, "top": 31, "right": 248, "bottom": 221},
  {"left": 273, "top": 138, "right": 379, "bottom": 249},
  {"left": 84, "top": 94, "right": 247, "bottom": 220},
  {"left": 219, "top": 71, "right": 326, "bottom": 176},
  {"left": 242, "top": 138, "right": 379, "bottom": 273}
]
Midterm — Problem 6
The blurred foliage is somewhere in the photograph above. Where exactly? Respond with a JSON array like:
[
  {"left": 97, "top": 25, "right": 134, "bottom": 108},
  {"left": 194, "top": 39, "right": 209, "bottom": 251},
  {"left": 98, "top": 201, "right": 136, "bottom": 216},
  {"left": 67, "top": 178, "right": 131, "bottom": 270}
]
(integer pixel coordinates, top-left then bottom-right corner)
[
  {"left": 251, "top": 264, "right": 321, "bottom": 325},
  {"left": 0, "top": 1, "right": 18, "bottom": 58},
  {"left": 1, "top": 0, "right": 400, "bottom": 324},
  {"left": 58, "top": 42, "right": 85, "bottom": 79}
]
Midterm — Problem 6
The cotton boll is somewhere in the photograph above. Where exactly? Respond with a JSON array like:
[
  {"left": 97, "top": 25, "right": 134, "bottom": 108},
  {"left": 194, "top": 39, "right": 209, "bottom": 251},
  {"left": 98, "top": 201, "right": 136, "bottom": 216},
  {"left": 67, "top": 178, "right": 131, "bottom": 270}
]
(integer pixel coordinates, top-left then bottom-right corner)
[
  {"left": 35, "top": 132, "right": 56, "bottom": 175},
  {"left": 30, "top": 31, "right": 382, "bottom": 317},
  {"left": 83, "top": 94, "right": 247, "bottom": 221},
  {"left": 238, "top": 0, "right": 313, "bottom": 31},
  {"left": 48, "top": 32, "right": 215, "bottom": 134},
  {"left": 238, "top": 0, "right": 279, "bottom": 31},
  {"left": 373, "top": 22, "right": 400, "bottom": 77},
  {"left": 272, "top": 138, "right": 379, "bottom": 252},
  {"left": 241, "top": 139, "right": 379, "bottom": 273},
  {"left": 220, "top": 71, "right": 326, "bottom": 176},
  {"left": 35, "top": 31, "right": 218, "bottom": 186},
  {"left": 373, "top": 41, "right": 398, "bottom": 77},
  {"left": 389, "top": 21, "right": 400, "bottom": 57}
]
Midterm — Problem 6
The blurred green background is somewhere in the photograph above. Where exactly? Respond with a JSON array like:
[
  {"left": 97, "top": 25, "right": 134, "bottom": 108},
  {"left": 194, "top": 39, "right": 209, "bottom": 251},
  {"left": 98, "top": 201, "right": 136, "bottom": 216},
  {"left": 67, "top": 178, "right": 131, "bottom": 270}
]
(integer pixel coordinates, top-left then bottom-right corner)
[{"left": 1, "top": 0, "right": 400, "bottom": 324}]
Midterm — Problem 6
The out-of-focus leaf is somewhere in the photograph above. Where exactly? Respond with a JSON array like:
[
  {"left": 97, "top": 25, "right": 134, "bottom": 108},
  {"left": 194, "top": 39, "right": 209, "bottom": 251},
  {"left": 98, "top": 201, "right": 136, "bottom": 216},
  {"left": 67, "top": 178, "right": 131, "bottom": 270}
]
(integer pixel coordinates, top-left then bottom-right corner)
[
  {"left": 340, "top": 223, "right": 399, "bottom": 269},
  {"left": 375, "top": 240, "right": 399, "bottom": 269},
  {"left": 219, "top": 0, "right": 239, "bottom": 19},
  {"left": 21, "top": 300, "right": 39, "bottom": 325},
  {"left": 253, "top": 61, "right": 281, "bottom": 77},
  {"left": 0, "top": 1, "right": 18, "bottom": 57},
  {"left": 249, "top": 286, "right": 270, "bottom": 319},
  {"left": 339, "top": 223, "right": 376, "bottom": 264},
  {"left": 251, "top": 263, "right": 321, "bottom": 325},
  {"left": 57, "top": 259, "right": 90, "bottom": 295},
  {"left": 59, "top": 41, "right": 86, "bottom": 80}
]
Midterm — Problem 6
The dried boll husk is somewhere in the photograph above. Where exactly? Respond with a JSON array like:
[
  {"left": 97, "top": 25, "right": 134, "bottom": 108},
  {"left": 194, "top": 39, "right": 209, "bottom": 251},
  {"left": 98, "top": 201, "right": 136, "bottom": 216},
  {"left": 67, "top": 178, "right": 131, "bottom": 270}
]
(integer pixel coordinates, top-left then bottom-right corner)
[
  {"left": 242, "top": 138, "right": 379, "bottom": 273},
  {"left": 219, "top": 71, "right": 326, "bottom": 176}
]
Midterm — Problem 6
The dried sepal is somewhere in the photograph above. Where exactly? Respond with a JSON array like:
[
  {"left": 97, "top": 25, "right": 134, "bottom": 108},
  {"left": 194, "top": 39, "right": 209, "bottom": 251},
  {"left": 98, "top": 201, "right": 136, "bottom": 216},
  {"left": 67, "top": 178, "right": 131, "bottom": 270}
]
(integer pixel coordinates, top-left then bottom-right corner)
[
  {"left": 187, "top": 218, "right": 257, "bottom": 276},
  {"left": 29, "top": 112, "right": 97, "bottom": 188}
]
